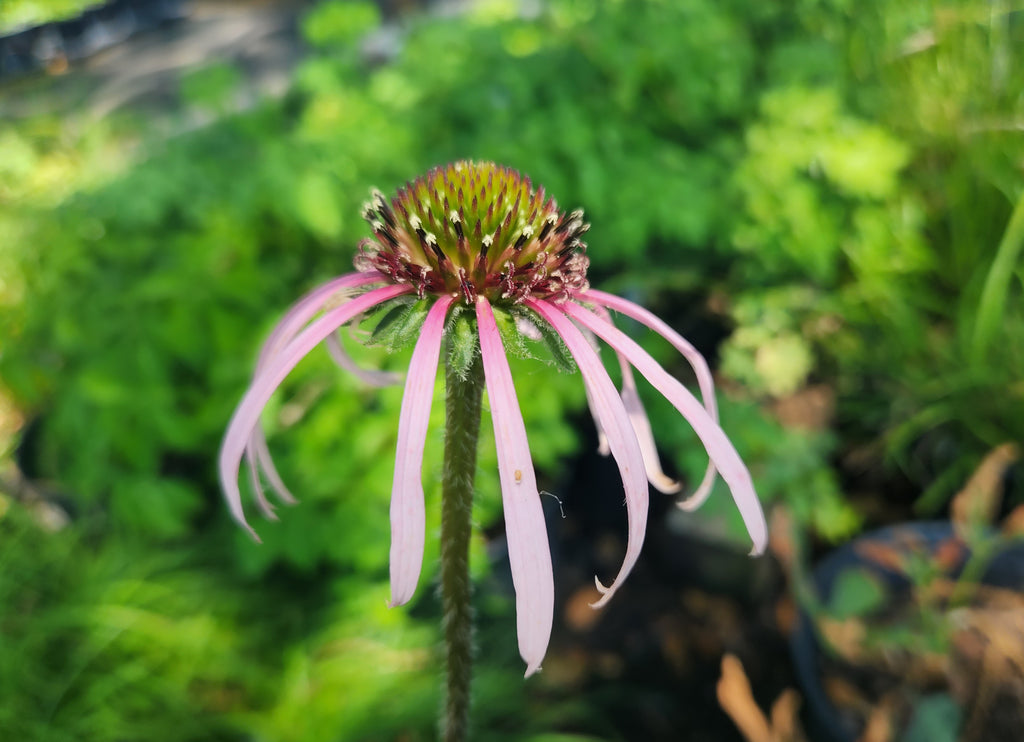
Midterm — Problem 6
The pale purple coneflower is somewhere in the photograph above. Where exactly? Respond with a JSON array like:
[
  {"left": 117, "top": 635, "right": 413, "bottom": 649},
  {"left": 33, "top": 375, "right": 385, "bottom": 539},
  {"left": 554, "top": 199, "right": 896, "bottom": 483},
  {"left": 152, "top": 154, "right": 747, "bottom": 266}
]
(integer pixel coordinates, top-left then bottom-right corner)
[{"left": 220, "top": 160, "right": 766, "bottom": 679}]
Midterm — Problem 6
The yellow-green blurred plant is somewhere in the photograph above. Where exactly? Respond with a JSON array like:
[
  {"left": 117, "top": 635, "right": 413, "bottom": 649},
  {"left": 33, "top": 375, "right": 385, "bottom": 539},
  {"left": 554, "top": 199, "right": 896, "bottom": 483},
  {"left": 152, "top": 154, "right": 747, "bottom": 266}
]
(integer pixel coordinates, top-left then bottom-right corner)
[{"left": 725, "top": 73, "right": 1023, "bottom": 515}]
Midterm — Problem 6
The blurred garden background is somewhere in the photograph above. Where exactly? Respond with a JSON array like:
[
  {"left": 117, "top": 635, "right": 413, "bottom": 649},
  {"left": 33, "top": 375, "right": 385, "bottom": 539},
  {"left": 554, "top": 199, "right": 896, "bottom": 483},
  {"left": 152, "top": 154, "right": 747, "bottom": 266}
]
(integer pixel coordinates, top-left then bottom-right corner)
[{"left": 0, "top": 0, "right": 1022, "bottom": 740}]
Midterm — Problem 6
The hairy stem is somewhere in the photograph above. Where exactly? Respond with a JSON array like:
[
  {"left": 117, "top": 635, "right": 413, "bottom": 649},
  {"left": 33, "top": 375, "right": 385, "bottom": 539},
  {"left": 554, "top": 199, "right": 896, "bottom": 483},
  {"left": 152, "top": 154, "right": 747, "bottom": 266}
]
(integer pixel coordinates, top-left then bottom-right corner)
[{"left": 439, "top": 345, "right": 484, "bottom": 742}]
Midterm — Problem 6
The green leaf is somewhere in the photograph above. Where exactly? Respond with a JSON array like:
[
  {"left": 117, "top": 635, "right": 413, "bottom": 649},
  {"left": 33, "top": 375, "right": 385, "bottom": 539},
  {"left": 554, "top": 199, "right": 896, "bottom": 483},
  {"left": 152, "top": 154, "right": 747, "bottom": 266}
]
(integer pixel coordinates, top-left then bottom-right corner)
[
  {"left": 901, "top": 694, "right": 962, "bottom": 742},
  {"left": 827, "top": 567, "right": 887, "bottom": 619},
  {"left": 110, "top": 478, "right": 204, "bottom": 539},
  {"left": 180, "top": 63, "right": 242, "bottom": 111},
  {"left": 294, "top": 171, "right": 343, "bottom": 239},
  {"left": 302, "top": 0, "right": 381, "bottom": 48}
]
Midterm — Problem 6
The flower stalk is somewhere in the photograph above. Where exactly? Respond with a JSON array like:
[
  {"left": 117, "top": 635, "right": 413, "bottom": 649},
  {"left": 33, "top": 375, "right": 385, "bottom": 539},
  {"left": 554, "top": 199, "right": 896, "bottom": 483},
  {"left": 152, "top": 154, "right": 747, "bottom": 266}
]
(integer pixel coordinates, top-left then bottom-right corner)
[{"left": 439, "top": 342, "right": 484, "bottom": 742}]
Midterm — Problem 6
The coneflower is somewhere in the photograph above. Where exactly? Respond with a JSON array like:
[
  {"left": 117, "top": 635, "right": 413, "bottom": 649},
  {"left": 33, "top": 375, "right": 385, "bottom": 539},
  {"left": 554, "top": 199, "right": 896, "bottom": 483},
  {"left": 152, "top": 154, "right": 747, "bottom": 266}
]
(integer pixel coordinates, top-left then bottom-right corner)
[{"left": 220, "top": 160, "right": 766, "bottom": 741}]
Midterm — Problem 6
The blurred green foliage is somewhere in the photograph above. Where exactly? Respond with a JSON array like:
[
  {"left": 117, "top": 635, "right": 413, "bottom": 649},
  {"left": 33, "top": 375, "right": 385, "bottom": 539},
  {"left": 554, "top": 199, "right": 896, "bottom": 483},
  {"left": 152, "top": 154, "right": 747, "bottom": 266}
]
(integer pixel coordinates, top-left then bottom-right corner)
[
  {"left": 0, "top": 0, "right": 97, "bottom": 30},
  {"left": 0, "top": 503, "right": 248, "bottom": 741},
  {"left": 0, "top": 0, "right": 1022, "bottom": 738}
]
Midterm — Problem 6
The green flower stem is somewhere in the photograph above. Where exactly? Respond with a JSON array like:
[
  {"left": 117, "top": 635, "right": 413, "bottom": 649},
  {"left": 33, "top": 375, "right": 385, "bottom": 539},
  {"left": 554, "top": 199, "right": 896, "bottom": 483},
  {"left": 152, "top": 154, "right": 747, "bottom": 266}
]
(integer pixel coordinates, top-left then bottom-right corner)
[{"left": 439, "top": 344, "right": 484, "bottom": 742}]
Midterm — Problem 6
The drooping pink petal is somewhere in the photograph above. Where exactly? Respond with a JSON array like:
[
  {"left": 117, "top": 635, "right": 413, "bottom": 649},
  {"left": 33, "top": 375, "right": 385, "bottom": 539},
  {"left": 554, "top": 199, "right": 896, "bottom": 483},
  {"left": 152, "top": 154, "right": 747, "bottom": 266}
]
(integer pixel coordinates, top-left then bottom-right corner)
[
  {"left": 248, "top": 428, "right": 298, "bottom": 505},
  {"left": 583, "top": 289, "right": 720, "bottom": 509},
  {"left": 389, "top": 295, "right": 453, "bottom": 608},
  {"left": 594, "top": 306, "right": 681, "bottom": 495},
  {"left": 563, "top": 302, "right": 768, "bottom": 556},
  {"left": 243, "top": 271, "right": 389, "bottom": 504},
  {"left": 220, "top": 283, "right": 412, "bottom": 540},
  {"left": 246, "top": 447, "right": 279, "bottom": 520},
  {"left": 618, "top": 363, "right": 682, "bottom": 495},
  {"left": 528, "top": 299, "right": 649, "bottom": 609},
  {"left": 580, "top": 327, "right": 611, "bottom": 457},
  {"left": 326, "top": 332, "right": 403, "bottom": 387},
  {"left": 677, "top": 455, "right": 718, "bottom": 512},
  {"left": 245, "top": 426, "right": 299, "bottom": 517},
  {"left": 255, "top": 271, "right": 387, "bottom": 370},
  {"left": 583, "top": 380, "right": 612, "bottom": 457},
  {"left": 475, "top": 298, "right": 554, "bottom": 677}
]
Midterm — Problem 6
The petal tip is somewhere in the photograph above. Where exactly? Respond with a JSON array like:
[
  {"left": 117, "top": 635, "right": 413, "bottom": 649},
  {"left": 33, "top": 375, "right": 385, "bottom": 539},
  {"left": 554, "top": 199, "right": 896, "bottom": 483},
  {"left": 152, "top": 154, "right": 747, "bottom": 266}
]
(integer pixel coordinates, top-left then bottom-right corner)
[
  {"left": 748, "top": 535, "right": 768, "bottom": 557},
  {"left": 388, "top": 585, "right": 415, "bottom": 609},
  {"left": 676, "top": 497, "right": 702, "bottom": 512},
  {"left": 676, "top": 472, "right": 715, "bottom": 512},
  {"left": 653, "top": 476, "right": 682, "bottom": 495},
  {"left": 589, "top": 575, "right": 616, "bottom": 609}
]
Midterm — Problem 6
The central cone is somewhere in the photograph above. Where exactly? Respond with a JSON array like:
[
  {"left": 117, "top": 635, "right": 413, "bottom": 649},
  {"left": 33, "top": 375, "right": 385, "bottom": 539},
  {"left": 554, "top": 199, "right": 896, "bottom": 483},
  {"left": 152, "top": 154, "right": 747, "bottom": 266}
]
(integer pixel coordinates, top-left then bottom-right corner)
[{"left": 355, "top": 161, "right": 591, "bottom": 304}]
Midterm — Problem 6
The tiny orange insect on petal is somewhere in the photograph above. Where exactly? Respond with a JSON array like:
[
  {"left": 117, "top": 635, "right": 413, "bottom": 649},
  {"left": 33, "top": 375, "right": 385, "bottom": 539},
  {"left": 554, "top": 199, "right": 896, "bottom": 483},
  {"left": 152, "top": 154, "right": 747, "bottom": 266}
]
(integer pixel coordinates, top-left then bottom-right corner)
[{"left": 514, "top": 469, "right": 522, "bottom": 483}]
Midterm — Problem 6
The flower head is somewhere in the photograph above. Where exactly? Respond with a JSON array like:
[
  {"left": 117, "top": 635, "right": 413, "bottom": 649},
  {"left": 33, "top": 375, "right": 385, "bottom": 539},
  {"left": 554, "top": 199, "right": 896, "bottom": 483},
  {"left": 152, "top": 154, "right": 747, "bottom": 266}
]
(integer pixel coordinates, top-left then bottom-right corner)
[
  {"left": 220, "top": 161, "right": 766, "bottom": 677},
  {"left": 354, "top": 161, "right": 590, "bottom": 303}
]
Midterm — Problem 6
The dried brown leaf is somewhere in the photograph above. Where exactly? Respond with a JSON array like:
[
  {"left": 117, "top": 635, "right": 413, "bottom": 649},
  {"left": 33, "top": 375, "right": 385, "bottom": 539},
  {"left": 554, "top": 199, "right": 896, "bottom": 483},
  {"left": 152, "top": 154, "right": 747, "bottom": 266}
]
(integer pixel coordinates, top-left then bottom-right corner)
[
  {"left": 717, "top": 654, "right": 773, "bottom": 742},
  {"left": 824, "top": 675, "right": 874, "bottom": 715},
  {"left": 770, "top": 384, "right": 836, "bottom": 431},
  {"left": 818, "top": 616, "right": 868, "bottom": 660},
  {"left": 857, "top": 691, "right": 899, "bottom": 742},
  {"left": 769, "top": 689, "right": 805, "bottom": 742},
  {"left": 1003, "top": 504, "right": 1024, "bottom": 537},
  {"left": 768, "top": 506, "right": 797, "bottom": 571},
  {"left": 952, "top": 443, "right": 1020, "bottom": 533},
  {"left": 853, "top": 540, "right": 910, "bottom": 573},
  {"left": 931, "top": 537, "right": 968, "bottom": 572},
  {"left": 718, "top": 654, "right": 807, "bottom": 742}
]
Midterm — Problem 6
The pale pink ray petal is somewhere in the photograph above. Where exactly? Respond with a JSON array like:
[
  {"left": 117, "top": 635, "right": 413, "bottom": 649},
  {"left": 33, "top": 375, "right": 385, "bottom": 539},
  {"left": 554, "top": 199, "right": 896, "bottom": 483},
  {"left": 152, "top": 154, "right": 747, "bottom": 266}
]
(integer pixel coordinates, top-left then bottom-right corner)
[
  {"left": 583, "top": 289, "right": 719, "bottom": 509},
  {"left": 247, "top": 427, "right": 298, "bottom": 505},
  {"left": 242, "top": 271, "right": 389, "bottom": 505},
  {"left": 580, "top": 327, "right": 611, "bottom": 456},
  {"left": 251, "top": 430, "right": 297, "bottom": 503},
  {"left": 678, "top": 462, "right": 718, "bottom": 512},
  {"left": 325, "top": 332, "right": 404, "bottom": 387},
  {"left": 564, "top": 302, "right": 768, "bottom": 556},
  {"left": 476, "top": 298, "right": 554, "bottom": 678},
  {"left": 582, "top": 378, "right": 611, "bottom": 456},
  {"left": 528, "top": 299, "right": 649, "bottom": 609},
  {"left": 618, "top": 365, "right": 682, "bottom": 495},
  {"left": 245, "top": 448, "right": 279, "bottom": 520},
  {"left": 389, "top": 295, "right": 453, "bottom": 608},
  {"left": 255, "top": 271, "right": 387, "bottom": 371},
  {"left": 220, "top": 283, "right": 411, "bottom": 540},
  {"left": 594, "top": 306, "right": 681, "bottom": 495}
]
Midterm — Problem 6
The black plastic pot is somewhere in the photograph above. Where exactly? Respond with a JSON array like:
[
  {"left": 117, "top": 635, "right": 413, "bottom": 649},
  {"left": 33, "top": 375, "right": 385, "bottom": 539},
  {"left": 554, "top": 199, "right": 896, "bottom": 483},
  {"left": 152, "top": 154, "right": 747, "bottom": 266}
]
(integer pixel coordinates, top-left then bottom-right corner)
[{"left": 790, "top": 521, "right": 1024, "bottom": 742}]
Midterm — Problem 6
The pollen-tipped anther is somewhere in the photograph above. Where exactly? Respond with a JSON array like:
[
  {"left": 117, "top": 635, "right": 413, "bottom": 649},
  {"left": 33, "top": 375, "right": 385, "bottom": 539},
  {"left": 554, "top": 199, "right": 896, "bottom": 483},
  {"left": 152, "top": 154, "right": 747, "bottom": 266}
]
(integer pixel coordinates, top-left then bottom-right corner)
[{"left": 450, "top": 210, "right": 464, "bottom": 239}]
